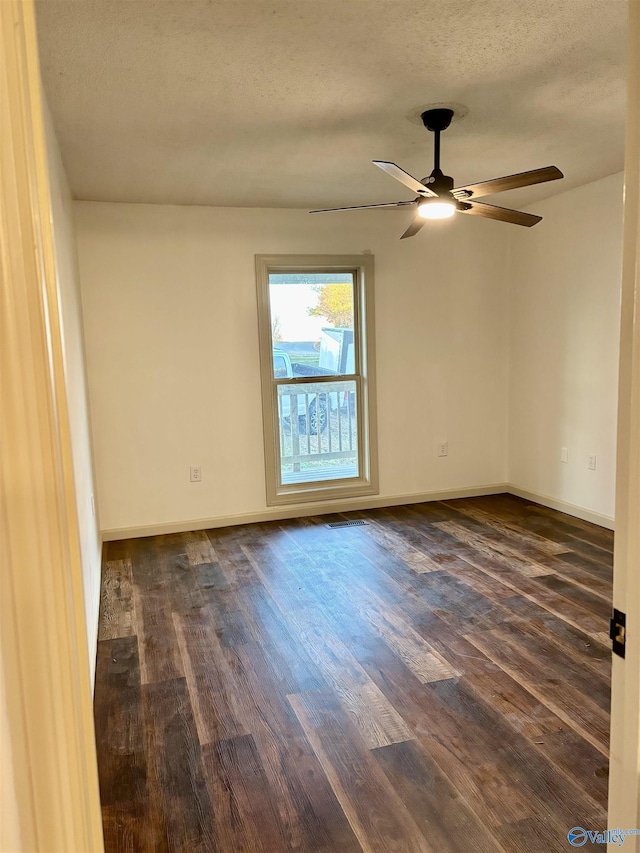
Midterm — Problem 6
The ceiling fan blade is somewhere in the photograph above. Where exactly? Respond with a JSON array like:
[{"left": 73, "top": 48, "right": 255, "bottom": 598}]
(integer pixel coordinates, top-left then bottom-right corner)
[
  {"left": 458, "top": 201, "right": 542, "bottom": 227},
  {"left": 452, "top": 166, "right": 563, "bottom": 200},
  {"left": 310, "top": 200, "right": 416, "bottom": 213},
  {"left": 400, "top": 214, "right": 426, "bottom": 239},
  {"left": 373, "top": 161, "right": 437, "bottom": 197}
]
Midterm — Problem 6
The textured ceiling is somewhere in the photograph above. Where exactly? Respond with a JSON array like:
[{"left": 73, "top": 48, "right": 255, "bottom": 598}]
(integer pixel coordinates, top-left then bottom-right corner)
[{"left": 35, "top": 0, "right": 627, "bottom": 210}]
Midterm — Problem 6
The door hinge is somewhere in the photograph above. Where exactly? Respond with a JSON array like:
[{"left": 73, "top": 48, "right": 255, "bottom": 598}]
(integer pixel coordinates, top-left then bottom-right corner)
[{"left": 609, "top": 609, "right": 626, "bottom": 658}]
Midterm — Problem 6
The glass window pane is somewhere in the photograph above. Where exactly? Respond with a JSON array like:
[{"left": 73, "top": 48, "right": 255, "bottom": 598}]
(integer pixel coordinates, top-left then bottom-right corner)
[
  {"left": 277, "top": 380, "right": 358, "bottom": 484},
  {"left": 268, "top": 272, "right": 355, "bottom": 378}
]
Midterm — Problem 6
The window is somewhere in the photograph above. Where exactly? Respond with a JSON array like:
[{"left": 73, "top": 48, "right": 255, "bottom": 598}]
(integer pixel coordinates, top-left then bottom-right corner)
[{"left": 256, "top": 255, "right": 378, "bottom": 505}]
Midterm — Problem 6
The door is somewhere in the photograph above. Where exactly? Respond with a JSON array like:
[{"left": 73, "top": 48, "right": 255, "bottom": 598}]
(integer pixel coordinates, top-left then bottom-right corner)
[{"left": 607, "top": 0, "right": 640, "bottom": 847}]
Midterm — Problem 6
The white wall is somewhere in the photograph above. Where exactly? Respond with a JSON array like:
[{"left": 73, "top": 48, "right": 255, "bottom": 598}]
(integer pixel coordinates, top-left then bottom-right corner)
[
  {"left": 75, "top": 202, "right": 510, "bottom": 534},
  {"left": 508, "top": 172, "right": 624, "bottom": 523},
  {"left": 44, "top": 105, "right": 102, "bottom": 676}
]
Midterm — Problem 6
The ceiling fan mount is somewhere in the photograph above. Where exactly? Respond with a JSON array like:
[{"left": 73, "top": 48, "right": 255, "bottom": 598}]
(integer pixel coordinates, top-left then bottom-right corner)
[
  {"left": 310, "top": 107, "right": 564, "bottom": 238},
  {"left": 420, "top": 107, "right": 454, "bottom": 133}
]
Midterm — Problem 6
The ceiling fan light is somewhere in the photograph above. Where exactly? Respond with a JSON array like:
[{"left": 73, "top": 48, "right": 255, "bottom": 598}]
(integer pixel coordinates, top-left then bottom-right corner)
[{"left": 418, "top": 199, "right": 456, "bottom": 220}]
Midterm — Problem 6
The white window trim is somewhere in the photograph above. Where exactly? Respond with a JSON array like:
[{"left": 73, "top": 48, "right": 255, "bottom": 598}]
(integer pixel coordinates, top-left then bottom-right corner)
[{"left": 255, "top": 254, "right": 379, "bottom": 506}]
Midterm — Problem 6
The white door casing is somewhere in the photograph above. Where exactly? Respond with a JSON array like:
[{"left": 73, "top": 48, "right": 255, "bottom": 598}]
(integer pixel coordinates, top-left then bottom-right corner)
[
  {"left": 0, "top": 1, "right": 104, "bottom": 850},
  {"left": 608, "top": 0, "right": 640, "bottom": 848}
]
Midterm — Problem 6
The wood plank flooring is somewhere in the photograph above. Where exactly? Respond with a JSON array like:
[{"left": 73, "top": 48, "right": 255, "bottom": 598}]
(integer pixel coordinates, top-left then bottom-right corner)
[{"left": 95, "top": 494, "right": 612, "bottom": 852}]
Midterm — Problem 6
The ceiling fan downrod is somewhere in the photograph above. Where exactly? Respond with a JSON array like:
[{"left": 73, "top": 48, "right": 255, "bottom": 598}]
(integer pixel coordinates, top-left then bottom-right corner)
[{"left": 420, "top": 108, "right": 454, "bottom": 189}]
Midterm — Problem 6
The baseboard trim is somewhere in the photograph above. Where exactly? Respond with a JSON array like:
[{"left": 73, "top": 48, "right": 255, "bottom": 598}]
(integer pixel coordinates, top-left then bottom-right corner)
[
  {"left": 101, "top": 482, "right": 615, "bottom": 541},
  {"left": 101, "top": 483, "right": 509, "bottom": 541},
  {"left": 506, "top": 485, "right": 615, "bottom": 530}
]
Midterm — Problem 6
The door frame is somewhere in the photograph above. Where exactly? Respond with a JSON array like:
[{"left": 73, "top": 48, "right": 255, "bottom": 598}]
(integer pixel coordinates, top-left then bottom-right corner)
[
  {"left": 608, "top": 0, "right": 640, "bottom": 848},
  {"left": 0, "top": 1, "right": 104, "bottom": 849}
]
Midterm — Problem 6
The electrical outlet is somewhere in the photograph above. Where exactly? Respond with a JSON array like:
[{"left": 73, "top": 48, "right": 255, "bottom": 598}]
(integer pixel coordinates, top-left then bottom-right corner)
[
  {"left": 190, "top": 466, "right": 202, "bottom": 482},
  {"left": 438, "top": 442, "right": 448, "bottom": 458},
  {"left": 588, "top": 455, "right": 597, "bottom": 471},
  {"left": 560, "top": 447, "right": 568, "bottom": 464}
]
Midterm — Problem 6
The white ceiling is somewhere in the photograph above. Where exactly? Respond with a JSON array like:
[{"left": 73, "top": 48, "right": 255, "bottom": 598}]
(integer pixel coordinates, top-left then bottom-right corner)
[{"left": 35, "top": 0, "right": 627, "bottom": 211}]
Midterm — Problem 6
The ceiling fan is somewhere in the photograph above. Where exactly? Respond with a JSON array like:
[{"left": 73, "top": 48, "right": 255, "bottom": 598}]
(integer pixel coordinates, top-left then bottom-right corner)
[{"left": 310, "top": 108, "right": 563, "bottom": 239}]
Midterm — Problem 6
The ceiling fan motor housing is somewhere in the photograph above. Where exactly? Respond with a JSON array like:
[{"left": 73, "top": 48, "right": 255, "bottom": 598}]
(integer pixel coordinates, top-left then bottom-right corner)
[{"left": 422, "top": 168, "right": 454, "bottom": 195}]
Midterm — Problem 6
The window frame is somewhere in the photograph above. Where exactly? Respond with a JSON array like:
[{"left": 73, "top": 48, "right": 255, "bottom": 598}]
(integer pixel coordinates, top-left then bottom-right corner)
[{"left": 255, "top": 254, "right": 379, "bottom": 506}]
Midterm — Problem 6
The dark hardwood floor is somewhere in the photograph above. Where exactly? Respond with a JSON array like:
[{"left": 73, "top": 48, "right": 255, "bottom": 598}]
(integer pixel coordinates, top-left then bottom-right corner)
[{"left": 95, "top": 494, "right": 612, "bottom": 852}]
